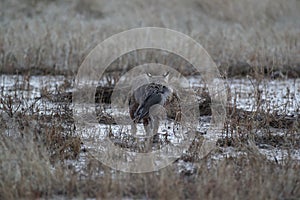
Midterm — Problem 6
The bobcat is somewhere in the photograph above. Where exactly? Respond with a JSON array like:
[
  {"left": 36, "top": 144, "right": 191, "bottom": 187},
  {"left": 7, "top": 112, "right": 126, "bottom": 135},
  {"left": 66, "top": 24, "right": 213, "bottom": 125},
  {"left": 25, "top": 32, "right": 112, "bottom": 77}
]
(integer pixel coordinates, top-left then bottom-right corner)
[{"left": 128, "top": 72, "right": 181, "bottom": 136}]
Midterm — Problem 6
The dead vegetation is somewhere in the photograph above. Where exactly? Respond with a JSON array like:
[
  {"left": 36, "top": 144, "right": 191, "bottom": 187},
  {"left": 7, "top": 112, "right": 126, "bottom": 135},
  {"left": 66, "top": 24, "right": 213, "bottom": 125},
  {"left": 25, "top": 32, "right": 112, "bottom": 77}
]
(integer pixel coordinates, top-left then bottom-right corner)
[
  {"left": 0, "top": 0, "right": 299, "bottom": 77},
  {"left": 1, "top": 68, "right": 299, "bottom": 199},
  {"left": 1, "top": 0, "right": 300, "bottom": 199}
]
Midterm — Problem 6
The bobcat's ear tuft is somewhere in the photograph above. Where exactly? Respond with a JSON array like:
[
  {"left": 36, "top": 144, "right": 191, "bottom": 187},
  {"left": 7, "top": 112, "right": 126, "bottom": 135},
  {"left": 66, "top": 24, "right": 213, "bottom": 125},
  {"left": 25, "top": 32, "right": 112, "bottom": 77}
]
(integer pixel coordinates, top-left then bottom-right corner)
[
  {"left": 163, "top": 71, "right": 170, "bottom": 78},
  {"left": 146, "top": 72, "right": 152, "bottom": 77}
]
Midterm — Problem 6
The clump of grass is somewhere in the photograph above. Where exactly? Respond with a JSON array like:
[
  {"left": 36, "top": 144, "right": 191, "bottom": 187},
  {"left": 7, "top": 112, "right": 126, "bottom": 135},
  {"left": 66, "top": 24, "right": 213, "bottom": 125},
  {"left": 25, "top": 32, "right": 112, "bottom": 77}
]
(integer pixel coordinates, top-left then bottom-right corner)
[{"left": 221, "top": 69, "right": 299, "bottom": 148}]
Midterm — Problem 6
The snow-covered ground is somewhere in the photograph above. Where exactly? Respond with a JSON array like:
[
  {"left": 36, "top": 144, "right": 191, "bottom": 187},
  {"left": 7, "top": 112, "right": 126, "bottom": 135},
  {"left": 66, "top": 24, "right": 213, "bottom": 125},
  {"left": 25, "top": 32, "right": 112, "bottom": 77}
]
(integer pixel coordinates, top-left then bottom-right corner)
[{"left": 1, "top": 74, "right": 299, "bottom": 168}]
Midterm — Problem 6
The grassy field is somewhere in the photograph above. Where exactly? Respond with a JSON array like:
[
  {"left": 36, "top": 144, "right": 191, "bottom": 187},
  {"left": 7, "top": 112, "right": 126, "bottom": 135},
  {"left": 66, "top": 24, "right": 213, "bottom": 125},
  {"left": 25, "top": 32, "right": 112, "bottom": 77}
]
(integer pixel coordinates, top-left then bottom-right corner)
[
  {"left": 1, "top": 0, "right": 299, "bottom": 76},
  {"left": 0, "top": 0, "right": 300, "bottom": 199}
]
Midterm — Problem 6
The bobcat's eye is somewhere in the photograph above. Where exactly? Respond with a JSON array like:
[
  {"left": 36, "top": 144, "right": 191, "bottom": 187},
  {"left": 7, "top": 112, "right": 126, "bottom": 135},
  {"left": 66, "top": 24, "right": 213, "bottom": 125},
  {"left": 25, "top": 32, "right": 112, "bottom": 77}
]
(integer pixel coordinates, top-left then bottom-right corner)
[{"left": 147, "top": 72, "right": 152, "bottom": 77}]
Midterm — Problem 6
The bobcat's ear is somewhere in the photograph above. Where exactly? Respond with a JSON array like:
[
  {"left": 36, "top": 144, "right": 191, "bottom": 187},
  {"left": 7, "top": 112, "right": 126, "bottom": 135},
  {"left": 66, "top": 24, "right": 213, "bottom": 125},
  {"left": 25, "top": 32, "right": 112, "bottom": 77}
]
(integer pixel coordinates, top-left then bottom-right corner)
[
  {"left": 146, "top": 72, "right": 152, "bottom": 77},
  {"left": 163, "top": 71, "right": 170, "bottom": 78}
]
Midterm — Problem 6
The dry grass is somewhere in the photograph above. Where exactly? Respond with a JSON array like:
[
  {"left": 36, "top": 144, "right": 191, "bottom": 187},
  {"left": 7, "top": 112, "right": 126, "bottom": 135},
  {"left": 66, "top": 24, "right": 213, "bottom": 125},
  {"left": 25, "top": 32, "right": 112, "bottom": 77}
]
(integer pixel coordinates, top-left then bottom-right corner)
[
  {"left": 0, "top": 72, "right": 299, "bottom": 199},
  {"left": 0, "top": 0, "right": 299, "bottom": 76},
  {"left": 1, "top": 133, "right": 300, "bottom": 199}
]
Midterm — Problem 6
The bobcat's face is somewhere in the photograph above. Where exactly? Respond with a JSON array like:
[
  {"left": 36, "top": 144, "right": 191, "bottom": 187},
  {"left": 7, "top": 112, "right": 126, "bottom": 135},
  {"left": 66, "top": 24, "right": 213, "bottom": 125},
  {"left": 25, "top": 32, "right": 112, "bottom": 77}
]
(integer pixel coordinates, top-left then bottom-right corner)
[{"left": 146, "top": 71, "right": 169, "bottom": 85}]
